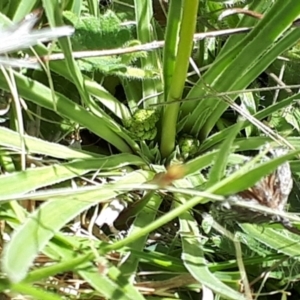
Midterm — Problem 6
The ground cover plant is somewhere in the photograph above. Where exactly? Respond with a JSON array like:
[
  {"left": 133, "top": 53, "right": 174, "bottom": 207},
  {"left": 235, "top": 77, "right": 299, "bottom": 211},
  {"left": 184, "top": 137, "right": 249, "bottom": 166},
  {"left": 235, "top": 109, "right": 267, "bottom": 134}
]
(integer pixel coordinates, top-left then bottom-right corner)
[{"left": 1, "top": 0, "right": 300, "bottom": 299}]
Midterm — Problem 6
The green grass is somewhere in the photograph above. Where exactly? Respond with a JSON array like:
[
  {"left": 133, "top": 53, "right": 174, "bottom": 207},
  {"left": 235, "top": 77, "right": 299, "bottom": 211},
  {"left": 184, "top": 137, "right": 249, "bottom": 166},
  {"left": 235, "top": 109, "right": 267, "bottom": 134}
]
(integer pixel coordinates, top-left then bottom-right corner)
[{"left": 1, "top": 0, "right": 300, "bottom": 299}]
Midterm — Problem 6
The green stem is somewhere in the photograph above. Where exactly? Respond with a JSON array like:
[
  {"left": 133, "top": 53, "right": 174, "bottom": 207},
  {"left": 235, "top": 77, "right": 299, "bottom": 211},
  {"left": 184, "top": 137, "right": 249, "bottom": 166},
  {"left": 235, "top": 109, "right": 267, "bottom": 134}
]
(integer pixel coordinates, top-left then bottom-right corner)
[
  {"left": 134, "top": 0, "right": 161, "bottom": 106},
  {"left": 160, "top": 0, "right": 199, "bottom": 158},
  {"left": 11, "top": 282, "right": 62, "bottom": 300},
  {"left": 162, "top": 0, "right": 182, "bottom": 100}
]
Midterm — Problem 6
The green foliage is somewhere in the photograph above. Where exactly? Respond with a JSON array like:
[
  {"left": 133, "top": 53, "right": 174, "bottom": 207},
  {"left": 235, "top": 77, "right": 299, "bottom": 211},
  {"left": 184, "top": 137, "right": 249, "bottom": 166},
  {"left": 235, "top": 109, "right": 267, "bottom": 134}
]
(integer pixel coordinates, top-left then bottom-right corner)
[
  {"left": 62, "top": 9, "right": 157, "bottom": 78},
  {"left": 123, "top": 109, "right": 160, "bottom": 141},
  {"left": 63, "top": 10, "right": 132, "bottom": 50},
  {"left": 178, "top": 134, "right": 200, "bottom": 159},
  {"left": 2, "top": 0, "right": 300, "bottom": 299},
  {"left": 210, "top": 0, "right": 252, "bottom": 4},
  {"left": 78, "top": 56, "right": 160, "bottom": 79}
]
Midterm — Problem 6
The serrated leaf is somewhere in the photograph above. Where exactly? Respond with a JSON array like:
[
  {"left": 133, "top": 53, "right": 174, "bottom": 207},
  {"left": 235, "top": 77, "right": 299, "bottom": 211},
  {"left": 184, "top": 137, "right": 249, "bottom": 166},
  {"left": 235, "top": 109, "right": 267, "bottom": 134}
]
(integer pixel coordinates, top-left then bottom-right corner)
[{"left": 64, "top": 10, "right": 133, "bottom": 51}]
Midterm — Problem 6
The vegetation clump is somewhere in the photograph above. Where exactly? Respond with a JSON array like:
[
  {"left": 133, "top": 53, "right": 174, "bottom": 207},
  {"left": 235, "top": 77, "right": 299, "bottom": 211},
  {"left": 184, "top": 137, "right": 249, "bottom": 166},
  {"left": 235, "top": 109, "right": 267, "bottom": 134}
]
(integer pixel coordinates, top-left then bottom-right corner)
[
  {"left": 123, "top": 109, "right": 160, "bottom": 141},
  {"left": 178, "top": 134, "right": 200, "bottom": 159}
]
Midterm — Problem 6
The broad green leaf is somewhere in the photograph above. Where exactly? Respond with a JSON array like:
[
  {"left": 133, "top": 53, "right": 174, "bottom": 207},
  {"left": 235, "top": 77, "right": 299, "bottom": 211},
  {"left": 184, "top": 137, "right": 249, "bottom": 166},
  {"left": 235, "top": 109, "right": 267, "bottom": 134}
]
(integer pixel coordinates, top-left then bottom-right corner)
[{"left": 64, "top": 10, "right": 133, "bottom": 50}]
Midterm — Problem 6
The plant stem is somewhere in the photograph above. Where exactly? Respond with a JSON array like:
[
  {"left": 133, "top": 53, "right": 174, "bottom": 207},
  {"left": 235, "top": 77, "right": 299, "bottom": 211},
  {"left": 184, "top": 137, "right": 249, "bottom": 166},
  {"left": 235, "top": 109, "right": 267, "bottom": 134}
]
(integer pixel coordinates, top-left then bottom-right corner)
[{"left": 160, "top": 0, "right": 199, "bottom": 158}]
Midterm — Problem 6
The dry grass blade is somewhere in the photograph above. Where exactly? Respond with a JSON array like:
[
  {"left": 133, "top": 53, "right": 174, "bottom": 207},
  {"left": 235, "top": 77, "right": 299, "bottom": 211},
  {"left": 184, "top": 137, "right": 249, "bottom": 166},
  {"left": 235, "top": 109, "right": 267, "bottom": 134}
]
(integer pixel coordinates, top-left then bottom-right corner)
[
  {"left": 27, "top": 27, "right": 253, "bottom": 62},
  {"left": 203, "top": 84, "right": 295, "bottom": 150},
  {"left": 221, "top": 95, "right": 294, "bottom": 149},
  {"left": 0, "top": 9, "right": 74, "bottom": 68},
  {"left": 135, "top": 274, "right": 199, "bottom": 295}
]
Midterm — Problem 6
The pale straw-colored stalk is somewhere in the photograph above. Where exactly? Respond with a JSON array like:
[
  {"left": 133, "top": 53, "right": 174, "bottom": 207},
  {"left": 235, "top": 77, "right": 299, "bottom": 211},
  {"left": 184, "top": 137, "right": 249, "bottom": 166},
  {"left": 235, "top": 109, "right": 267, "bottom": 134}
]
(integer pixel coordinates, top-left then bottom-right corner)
[{"left": 0, "top": 11, "right": 74, "bottom": 68}]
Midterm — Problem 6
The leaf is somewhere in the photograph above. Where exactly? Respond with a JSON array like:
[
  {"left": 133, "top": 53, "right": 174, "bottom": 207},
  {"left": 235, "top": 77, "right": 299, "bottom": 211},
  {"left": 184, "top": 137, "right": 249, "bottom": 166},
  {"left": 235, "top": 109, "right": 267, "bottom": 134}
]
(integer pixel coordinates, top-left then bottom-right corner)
[
  {"left": 207, "top": 120, "right": 243, "bottom": 187},
  {"left": 119, "top": 193, "right": 163, "bottom": 279},
  {"left": 241, "top": 224, "right": 300, "bottom": 258},
  {"left": 0, "top": 69, "right": 133, "bottom": 153},
  {"left": 63, "top": 10, "right": 133, "bottom": 51},
  {"left": 0, "top": 126, "right": 102, "bottom": 160},
  {"left": 200, "top": 94, "right": 297, "bottom": 152},
  {"left": 0, "top": 154, "right": 145, "bottom": 201},
  {"left": 78, "top": 57, "right": 160, "bottom": 79},
  {"left": 181, "top": 0, "right": 300, "bottom": 137},
  {"left": 177, "top": 195, "right": 246, "bottom": 300},
  {"left": 215, "top": 149, "right": 300, "bottom": 195},
  {"left": 1, "top": 170, "right": 151, "bottom": 283}
]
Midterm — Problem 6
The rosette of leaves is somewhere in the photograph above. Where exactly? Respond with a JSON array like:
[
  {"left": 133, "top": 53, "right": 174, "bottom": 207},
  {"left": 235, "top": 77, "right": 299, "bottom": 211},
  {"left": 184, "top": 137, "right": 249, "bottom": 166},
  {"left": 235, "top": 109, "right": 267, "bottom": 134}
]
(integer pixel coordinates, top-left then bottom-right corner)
[{"left": 123, "top": 109, "right": 160, "bottom": 141}]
